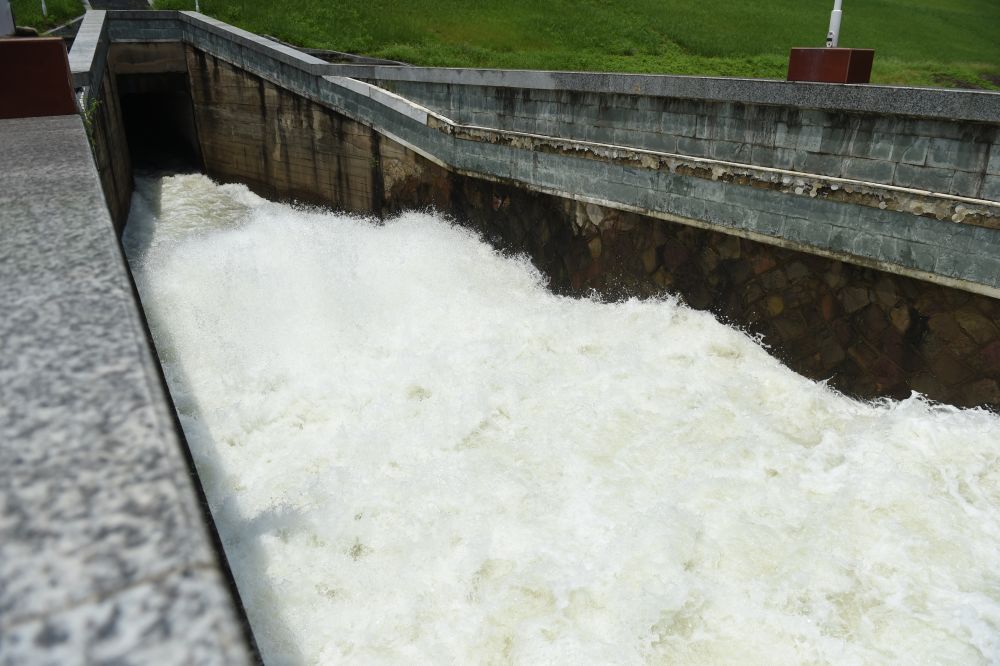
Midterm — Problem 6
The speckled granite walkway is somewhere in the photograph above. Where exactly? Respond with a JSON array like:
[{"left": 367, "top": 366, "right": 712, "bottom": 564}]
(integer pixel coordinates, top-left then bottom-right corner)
[{"left": 0, "top": 115, "right": 256, "bottom": 664}]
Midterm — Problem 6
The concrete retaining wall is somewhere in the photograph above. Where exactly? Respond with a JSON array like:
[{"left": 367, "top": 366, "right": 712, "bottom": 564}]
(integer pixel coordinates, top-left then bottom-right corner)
[
  {"left": 350, "top": 71, "right": 1000, "bottom": 201},
  {"left": 187, "top": 46, "right": 386, "bottom": 211}
]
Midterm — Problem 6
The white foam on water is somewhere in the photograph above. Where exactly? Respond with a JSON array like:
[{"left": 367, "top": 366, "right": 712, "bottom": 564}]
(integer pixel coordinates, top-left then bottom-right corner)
[{"left": 124, "top": 173, "right": 1000, "bottom": 665}]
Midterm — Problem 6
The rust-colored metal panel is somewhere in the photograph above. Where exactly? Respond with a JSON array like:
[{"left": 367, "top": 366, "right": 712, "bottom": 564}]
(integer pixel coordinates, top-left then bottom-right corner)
[
  {"left": 0, "top": 37, "right": 77, "bottom": 119},
  {"left": 787, "top": 48, "right": 874, "bottom": 84}
]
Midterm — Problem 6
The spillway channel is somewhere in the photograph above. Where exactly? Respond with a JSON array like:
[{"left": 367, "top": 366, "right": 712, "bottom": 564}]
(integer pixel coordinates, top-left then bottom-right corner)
[{"left": 123, "top": 173, "right": 1000, "bottom": 665}]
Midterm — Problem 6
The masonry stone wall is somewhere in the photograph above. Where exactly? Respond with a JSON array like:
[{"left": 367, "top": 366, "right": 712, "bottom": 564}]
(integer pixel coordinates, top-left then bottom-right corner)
[{"left": 371, "top": 79, "right": 1000, "bottom": 202}]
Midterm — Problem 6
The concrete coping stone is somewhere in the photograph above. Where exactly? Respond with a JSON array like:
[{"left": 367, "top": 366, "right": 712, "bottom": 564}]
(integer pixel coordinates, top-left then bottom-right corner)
[
  {"left": 67, "top": 10, "right": 107, "bottom": 89},
  {"left": 104, "top": 11, "right": 331, "bottom": 74},
  {"left": 0, "top": 113, "right": 257, "bottom": 663},
  {"left": 178, "top": 11, "right": 330, "bottom": 72},
  {"left": 327, "top": 76, "right": 432, "bottom": 126}
]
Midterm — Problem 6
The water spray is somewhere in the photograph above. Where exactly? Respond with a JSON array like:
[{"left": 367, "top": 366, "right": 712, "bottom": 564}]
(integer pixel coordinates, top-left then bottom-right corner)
[{"left": 826, "top": 0, "right": 843, "bottom": 48}]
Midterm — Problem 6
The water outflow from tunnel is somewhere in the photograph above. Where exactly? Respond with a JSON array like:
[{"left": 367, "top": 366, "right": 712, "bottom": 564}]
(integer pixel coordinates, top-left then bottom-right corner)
[{"left": 124, "top": 174, "right": 1000, "bottom": 665}]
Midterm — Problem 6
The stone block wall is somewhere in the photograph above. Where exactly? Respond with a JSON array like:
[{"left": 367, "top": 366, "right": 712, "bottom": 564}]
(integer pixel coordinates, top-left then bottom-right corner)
[{"left": 372, "top": 80, "right": 1000, "bottom": 201}]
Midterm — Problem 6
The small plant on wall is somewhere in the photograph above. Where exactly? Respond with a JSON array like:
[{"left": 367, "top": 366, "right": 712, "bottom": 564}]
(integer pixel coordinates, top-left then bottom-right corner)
[{"left": 80, "top": 95, "right": 101, "bottom": 150}]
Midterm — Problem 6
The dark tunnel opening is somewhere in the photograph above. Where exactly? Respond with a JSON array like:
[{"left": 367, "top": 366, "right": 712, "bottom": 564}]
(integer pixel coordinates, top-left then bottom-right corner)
[{"left": 117, "top": 72, "right": 203, "bottom": 171}]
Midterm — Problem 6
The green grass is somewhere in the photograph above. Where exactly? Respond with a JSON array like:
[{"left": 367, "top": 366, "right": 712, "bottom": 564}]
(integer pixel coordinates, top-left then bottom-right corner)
[
  {"left": 11, "top": 0, "right": 83, "bottom": 31},
  {"left": 159, "top": 0, "right": 1000, "bottom": 88}
]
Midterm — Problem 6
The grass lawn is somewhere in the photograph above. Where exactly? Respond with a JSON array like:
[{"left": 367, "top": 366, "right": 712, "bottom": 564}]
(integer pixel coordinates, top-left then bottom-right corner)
[
  {"left": 154, "top": 0, "right": 999, "bottom": 88},
  {"left": 12, "top": 0, "right": 83, "bottom": 31}
]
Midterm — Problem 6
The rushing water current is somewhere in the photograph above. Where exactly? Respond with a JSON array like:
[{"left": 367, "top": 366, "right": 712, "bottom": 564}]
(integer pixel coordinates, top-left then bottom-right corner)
[{"left": 124, "top": 174, "right": 1000, "bottom": 665}]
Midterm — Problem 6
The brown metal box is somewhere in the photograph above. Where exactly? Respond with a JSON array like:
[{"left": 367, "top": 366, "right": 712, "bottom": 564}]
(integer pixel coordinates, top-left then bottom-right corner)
[
  {"left": 787, "top": 48, "right": 874, "bottom": 84},
  {"left": 0, "top": 37, "right": 77, "bottom": 119}
]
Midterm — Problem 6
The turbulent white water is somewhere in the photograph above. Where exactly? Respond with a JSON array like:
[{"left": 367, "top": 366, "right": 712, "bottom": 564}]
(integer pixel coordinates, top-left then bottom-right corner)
[{"left": 124, "top": 173, "right": 1000, "bottom": 665}]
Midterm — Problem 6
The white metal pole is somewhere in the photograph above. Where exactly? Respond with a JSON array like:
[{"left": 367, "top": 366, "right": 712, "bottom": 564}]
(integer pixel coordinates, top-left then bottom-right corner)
[
  {"left": 826, "top": 0, "right": 843, "bottom": 47},
  {"left": 195, "top": 0, "right": 200, "bottom": 12}
]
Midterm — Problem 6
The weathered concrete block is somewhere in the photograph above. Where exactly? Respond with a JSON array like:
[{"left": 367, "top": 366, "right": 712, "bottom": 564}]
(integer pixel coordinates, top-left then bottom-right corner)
[
  {"left": 772, "top": 122, "right": 796, "bottom": 150},
  {"left": 676, "top": 136, "right": 711, "bottom": 158},
  {"left": 796, "top": 152, "right": 844, "bottom": 177},
  {"left": 722, "top": 181, "right": 786, "bottom": 217},
  {"left": 982, "top": 174, "right": 1000, "bottom": 202},
  {"left": 828, "top": 228, "right": 854, "bottom": 254},
  {"left": 866, "top": 132, "right": 894, "bottom": 161},
  {"left": 935, "top": 250, "right": 969, "bottom": 279},
  {"left": 793, "top": 124, "right": 824, "bottom": 153},
  {"left": 781, "top": 217, "right": 819, "bottom": 247},
  {"left": 659, "top": 112, "right": 696, "bottom": 138},
  {"left": 749, "top": 210, "right": 785, "bottom": 236},
  {"left": 647, "top": 132, "right": 677, "bottom": 154},
  {"left": 712, "top": 140, "right": 752, "bottom": 162},
  {"left": 967, "top": 254, "right": 1000, "bottom": 289},
  {"left": 637, "top": 181, "right": 671, "bottom": 211},
  {"left": 890, "top": 134, "right": 929, "bottom": 165},
  {"left": 621, "top": 166, "right": 658, "bottom": 190},
  {"left": 714, "top": 116, "right": 748, "bottom": 143},
  {"left": 841, "top": 157, "right": 896, "bottom": 183},
  {"left": 927, "top": 136, "right": 988, "bottom": 172},
  {"left": 950, "top": 170, "right": 985, "bottom": 198},
  {"left": 893, "top": 163, "right": 955, "bottom": 193},
  {"left": 702, "top": 199, "right": 747, "bottom": 229},
  {"left": 637, "top": 110, "right": 662, "bottom": 131},
  {"left": 669, "top": 193, "right": 707, "bottom": 221},
  {"left": 751, "top": 145, "right": 797, "bottom": 170},
  {"left": 988, "top": 144, "right": 1000, "bottom": 176}
]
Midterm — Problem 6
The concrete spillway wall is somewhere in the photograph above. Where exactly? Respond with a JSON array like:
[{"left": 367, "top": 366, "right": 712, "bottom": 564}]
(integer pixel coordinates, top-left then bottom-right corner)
[
  {"left": 358, "top": 67, "right": 1000, "bottom": 201},
  {"left": 73, "top": 10, "right": 1000, "bottom": 409}
]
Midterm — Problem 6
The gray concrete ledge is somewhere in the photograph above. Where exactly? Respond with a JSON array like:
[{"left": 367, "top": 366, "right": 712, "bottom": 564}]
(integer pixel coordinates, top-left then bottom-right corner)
[
  {"left": 0, "top": 115, "right": 256, "bottom": 664},
  {"left": 68, "top": 10, "right": 108, "bottom": 91}
]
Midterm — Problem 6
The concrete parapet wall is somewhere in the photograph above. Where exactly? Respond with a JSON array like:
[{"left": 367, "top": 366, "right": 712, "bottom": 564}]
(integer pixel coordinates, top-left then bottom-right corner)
[
  {"left": 362, "top": 77, "right": 1000, "bottom": 202},
  {"left": 0, "top": 114, "right": 257, "bottom": 664}
]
